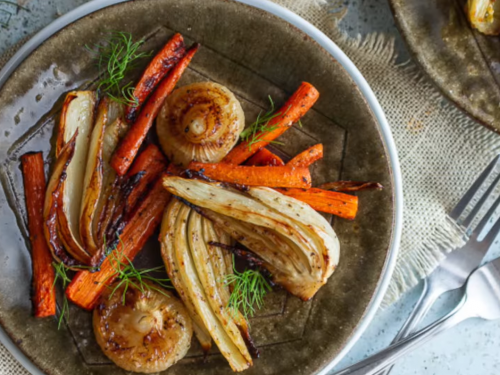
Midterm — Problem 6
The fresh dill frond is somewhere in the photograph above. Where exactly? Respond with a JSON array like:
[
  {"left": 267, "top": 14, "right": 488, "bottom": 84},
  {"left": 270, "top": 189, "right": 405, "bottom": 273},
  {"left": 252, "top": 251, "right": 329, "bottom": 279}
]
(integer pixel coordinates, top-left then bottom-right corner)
[
  {"left": 241, "top": 97, "right": 303, "bottom": 150},
  {"left": 52, "top": 262, "right": 93, "bottom": 329},
  {"left": 107, "top": 238, "right": 173, "bottom": 305},
  {"left": 223, "top": 255, "right": 272, "bottom": 321},
  {"left": 52, "top": 262, "right": 72, "bottom": 330},
  {"left": 86, "top": 31, "right": 151, "bottom": 106},
  {"left": 240, "top": 95, "right": 284, "bottom": 150}
]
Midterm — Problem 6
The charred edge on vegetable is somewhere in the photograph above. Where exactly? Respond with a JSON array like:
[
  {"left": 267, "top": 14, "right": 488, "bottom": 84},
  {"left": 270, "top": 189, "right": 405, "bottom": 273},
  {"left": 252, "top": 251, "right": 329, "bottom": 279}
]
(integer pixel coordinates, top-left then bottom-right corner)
[
  {"left": 105, "top": 171, "right": 145, "bottom": 244},
  {"left": 318, "top": 181, "right": 383, "bottom": 192},
  {"left": 208, "top": 241, "right": 274, "bottom": 287},
  {"left": 183, "top": 168, "right": 215, "bottom": 183},
  {"left": 208, "top": 242, "right": 264, "bottom": 267},
  {"left": 174, "top": 196, "right": 205, "bottom": 215},
  {"left": 47, "top": 137, "right": 84, "bottom": 267},
  {"left": 237, "top": 325, "right": 260, "bottom": 359},
  {"left": 91, "top": 171, "right": 148, "bottom": 268},
  {"left": 95, "top": 175, "right": 124, "bottom": 245},
  {"left": 183, "top": 169, "right": 250, "bottom": 192},
  {"left": 126, "top": 38, "right": 186, "bottom": 123}
]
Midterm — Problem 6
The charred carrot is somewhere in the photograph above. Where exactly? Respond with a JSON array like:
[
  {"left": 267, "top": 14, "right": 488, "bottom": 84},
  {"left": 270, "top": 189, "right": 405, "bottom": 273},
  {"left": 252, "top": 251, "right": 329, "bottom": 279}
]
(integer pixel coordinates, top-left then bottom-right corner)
[
  {"left": 287, "top": 144, "right": 323, "bottom": 168},
  {"left": 126, "top": 144, "right": 167, "bottom": 210},
  {"left": 104, "top": 145, "right": 167, "bottom": 241},
  {"left": 245, "top": 148, "right": 285, "bottom": 166},
  {"left": 21, "top": 153, "right": 57, "bottom": 318},
  {"left": 222, "top": 82, "right": 319, "bottom": 165},
  {"left": 66, "top": 179, "right": 171, "bottom": 310},
  {"left": 125, "top": 33, "right": 186, "bottom": 122},
  {"left": 111, "top": 43, "right": 200, "bottom": 176},
  {"left": 166, "top": 163, "right": 184, "bottom": 176},
  {"left": 276, "top": 188, "right": 358, "bottom": 220},
  {"left": 188, "top": 162, "right": 312, "bottom": 188}
]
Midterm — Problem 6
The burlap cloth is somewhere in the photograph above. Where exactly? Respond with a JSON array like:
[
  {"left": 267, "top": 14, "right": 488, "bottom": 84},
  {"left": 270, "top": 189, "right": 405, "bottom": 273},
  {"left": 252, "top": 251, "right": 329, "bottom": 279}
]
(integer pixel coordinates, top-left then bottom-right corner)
[{"left": 2, "top": 0, "right": 500, "bottom": 373}]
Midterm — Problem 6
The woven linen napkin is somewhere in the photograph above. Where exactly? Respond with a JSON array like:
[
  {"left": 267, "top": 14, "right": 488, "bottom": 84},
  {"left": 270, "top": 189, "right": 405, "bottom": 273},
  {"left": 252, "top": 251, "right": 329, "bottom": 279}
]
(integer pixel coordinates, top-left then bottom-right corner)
[{"left": 2, "top": 0, "right": 500, "bottom": 374}]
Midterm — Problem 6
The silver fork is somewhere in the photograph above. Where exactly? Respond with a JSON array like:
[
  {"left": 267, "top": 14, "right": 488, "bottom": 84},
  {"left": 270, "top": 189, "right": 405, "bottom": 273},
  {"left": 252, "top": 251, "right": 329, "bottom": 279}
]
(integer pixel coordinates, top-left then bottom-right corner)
[
  {"left": 374, "top": 155, "right": 500, "bottom": 375},
  {"left": 333, "top": 192, "right": 500, "bottom": 375}
]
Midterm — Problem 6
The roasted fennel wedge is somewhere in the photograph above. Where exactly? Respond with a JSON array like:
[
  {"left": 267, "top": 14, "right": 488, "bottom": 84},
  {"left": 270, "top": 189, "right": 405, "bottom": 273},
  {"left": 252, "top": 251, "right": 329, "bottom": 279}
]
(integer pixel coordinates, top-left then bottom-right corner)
[
  {"left": 43, "top": 132, "right": 88, "bottom": 267},
  {"left": 162, "top": 176, "right": 340, "bottom": 301},
  {"left": 161, "top": 200, "right": 252, "bottom": 371},
  {"left": 80, "top": 98, "right": 123, "bottom": 257},
  {"left": 160, "top": 200, "right": 213, "bottom": 352},
  {"left": 56, "top": 91, "right": 96, "bottom": 263}
]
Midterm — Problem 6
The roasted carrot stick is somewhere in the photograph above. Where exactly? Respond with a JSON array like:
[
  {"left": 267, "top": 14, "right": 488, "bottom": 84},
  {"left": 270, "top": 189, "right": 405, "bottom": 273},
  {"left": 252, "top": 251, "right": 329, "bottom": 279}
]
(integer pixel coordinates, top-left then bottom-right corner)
[
  {"left": 276, "top": 188, "right": 358, "bottom": 220},
  {"left": 287, "top": 144, "right": 323, "bottom": 168},
  {"left": 66, "top": 179, "right": 171, "bottom": 310},
  {"left": 126, "top": 144, "right": 168, "bottom": 210},
  {"left": 245, "top": 148, "right": 285, "bottom": 167},
  {"left": 125, "top": 33, "right": 186, "bottom": 122},
  {"left": 111, "top": 43, "right": 200, "bottom": 176},
  {"left": 104, "top": 144, "right": 168, "bottom": 242},
  {"left": 222, "top": 82, "right": 319, "bottom": 165},
  {"left": 188, "top": 162, "right": 312, "bottom": 188},
  {"left": 21, "top": 153, "right": 57, "bottom": 318}
]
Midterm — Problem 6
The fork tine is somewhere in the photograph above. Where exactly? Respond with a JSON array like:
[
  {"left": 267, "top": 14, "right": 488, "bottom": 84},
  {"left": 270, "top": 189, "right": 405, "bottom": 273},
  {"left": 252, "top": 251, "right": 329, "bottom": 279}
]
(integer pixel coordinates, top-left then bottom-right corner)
[
  {"left": 471, "top": 193, "right": 500, "bottom": 242},
  {"left": 481, "top": 213, "right": 500, "bottom": 247},
  {"left": 461, "top": 172, "right": 500, "bottom": 229},
  {"left": 450, "top": 155, "right": 500, "bottom": 221}
]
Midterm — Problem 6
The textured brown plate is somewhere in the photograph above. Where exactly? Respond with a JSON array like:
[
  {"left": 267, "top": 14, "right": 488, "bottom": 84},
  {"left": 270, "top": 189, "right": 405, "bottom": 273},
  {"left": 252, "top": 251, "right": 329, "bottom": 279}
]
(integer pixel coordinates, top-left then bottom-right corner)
[
  {"left": 0, "top": 0, "right": 399, "bottom": 374},
  {"left": 390, "top": 0, "right": 500, "bottom": 132}
]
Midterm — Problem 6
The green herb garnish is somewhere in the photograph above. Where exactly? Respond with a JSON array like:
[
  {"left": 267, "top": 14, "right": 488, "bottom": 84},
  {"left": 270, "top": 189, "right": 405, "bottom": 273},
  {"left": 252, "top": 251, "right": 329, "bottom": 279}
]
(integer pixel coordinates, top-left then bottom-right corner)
[
  {"left": 107, "top": 238, "right": 173, "bottom": 305},
  {"left": 52, "top": 262, "right": 72, "bottom": 330},
  {"left": 52, "top": 262, "right": 92, "bottom": 329},
  {"left": 86, "top": 31, "right": 151, "bottom": 106},
  {"left": 223, "top": 256, "right": 272, "bottom": 321},
  {"left": 240, "top": 96, "right": 285, "bottom": 150}
]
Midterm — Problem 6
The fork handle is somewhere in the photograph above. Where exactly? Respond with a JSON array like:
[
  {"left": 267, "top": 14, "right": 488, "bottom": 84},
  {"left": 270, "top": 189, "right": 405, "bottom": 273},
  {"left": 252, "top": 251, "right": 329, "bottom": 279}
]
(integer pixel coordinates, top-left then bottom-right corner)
[
  {"left": 332, "top": 296, "right": 470, "bottom": 375},
  {"left": 376, "top": 278, "right": 442, "bottom": 375}
]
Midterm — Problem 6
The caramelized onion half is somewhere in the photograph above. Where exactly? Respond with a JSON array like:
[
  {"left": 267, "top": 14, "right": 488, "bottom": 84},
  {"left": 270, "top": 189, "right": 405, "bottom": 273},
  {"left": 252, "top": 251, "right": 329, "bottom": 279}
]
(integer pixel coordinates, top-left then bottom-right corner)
[
  {"left": 157, "top": 82, "right": 245, "bottom": 166},
  {"left": 94, "top": 281, "right": 192, "bottom": 373}
]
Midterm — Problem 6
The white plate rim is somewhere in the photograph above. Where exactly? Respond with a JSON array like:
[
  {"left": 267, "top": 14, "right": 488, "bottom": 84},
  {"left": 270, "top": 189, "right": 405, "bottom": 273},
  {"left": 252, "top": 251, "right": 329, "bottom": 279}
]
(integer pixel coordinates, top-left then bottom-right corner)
[{"left": 0, "top": 1, "right": 403, "bottom": 374}]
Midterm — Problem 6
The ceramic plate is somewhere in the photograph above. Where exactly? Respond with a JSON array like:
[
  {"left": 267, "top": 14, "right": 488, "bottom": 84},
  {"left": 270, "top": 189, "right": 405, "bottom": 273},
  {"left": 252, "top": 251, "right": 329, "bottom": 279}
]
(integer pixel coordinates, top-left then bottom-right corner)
[
  {"left": 390, "top": 0, "right": 500, "bottom": 132},
  {"left": 0, "top": 0, "right": 402, "bottom": 374}
]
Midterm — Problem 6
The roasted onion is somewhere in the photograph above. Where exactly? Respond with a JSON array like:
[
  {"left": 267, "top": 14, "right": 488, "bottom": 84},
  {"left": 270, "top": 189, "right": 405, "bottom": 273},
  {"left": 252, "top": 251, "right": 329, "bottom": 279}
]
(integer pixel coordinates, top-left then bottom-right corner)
[
  {"left": 94, "top": 281, "right": 192, "bottom": 373},
  {"left": 156, "top": 82, "right": 245, "bottom": 166}
]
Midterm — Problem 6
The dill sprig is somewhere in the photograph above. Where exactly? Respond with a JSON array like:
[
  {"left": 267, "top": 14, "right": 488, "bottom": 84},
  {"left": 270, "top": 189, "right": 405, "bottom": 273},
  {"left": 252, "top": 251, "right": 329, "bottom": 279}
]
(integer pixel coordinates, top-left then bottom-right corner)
[
  {"left": 240, "top": 96, "right": 285, "bottom": 150},
  {"left": 223, "top": 256, "right": 272, "bottom": 320},
  {"left": 107, "top": 239, "right": 173, "bottom": 305},
  {"left": 0, "top": 1, "right": 29, "bottom": 29},
  {"left": 86, "top": 31, "right": 151, "bottom": 106},
  {"left": 52, "top": 262, "right": 92, "bottom": 329},
  {"left": 52, "top": 262, "right": 72, "bottom": 330}
]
